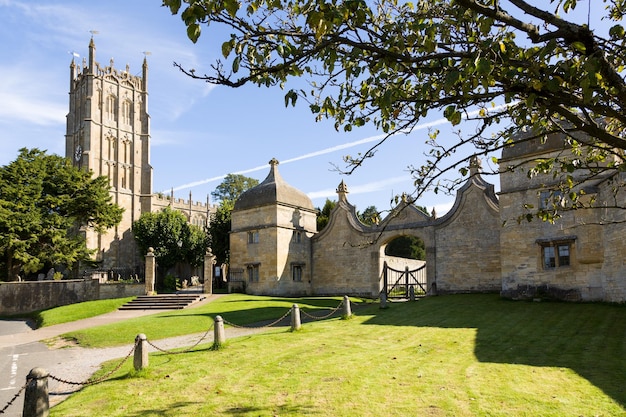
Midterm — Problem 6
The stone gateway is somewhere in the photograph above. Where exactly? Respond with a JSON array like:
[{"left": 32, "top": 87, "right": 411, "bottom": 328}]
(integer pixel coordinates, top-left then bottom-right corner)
[{"left": 230, "top": 146, "right": 626, "bottom": 302}]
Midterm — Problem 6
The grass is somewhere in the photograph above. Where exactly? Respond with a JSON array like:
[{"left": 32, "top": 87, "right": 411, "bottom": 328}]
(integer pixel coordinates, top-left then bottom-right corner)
[
  {"left": 48, "top": 294, "right": 625, "bottom": 416},
  {"left": 16, "top": 297, "right": 135, "bottom": 328}
]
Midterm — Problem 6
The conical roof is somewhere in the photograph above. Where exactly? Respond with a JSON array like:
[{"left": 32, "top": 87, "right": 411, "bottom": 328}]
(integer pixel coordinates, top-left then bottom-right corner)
[{"left": 234, "top": 158, "right": 315, "bottom": 211}]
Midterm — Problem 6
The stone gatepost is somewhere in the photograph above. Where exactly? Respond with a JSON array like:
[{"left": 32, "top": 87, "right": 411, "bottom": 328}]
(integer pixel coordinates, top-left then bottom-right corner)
[
  {"left": 291, "top": 304, "right": 301, "bottom": 331},
  {"left": 203, "top": 248, "right": 216, "bottom": 295},
  {"left": 23, "top": 367, "right": 48, "bottom": 417},
  {"left": 134, "top": 334, "right": 149, "bottom": 371},
  {"left": 145, "top": 247, "right": 156, "bottom": 295}
]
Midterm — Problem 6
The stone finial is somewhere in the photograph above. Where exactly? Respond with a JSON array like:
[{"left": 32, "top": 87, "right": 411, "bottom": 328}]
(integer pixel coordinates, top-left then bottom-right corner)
[
  {"left": 336, "top": 180, "right": 349, "bottom": 202},
  {"left": 269, "top": 158, "right": 279, "bottom": 166},
  {"left": 469, "top": 156, "right": 482, "bottom": 176},
  {"left": 148, "top": 247, "right": 154, "bottom": 254},
  {"left": 431, "top": 207, "right": 437, "bottom": 219}
]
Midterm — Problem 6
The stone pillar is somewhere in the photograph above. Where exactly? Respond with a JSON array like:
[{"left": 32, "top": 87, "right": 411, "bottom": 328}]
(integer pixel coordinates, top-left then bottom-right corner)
[
  {"left": 134, "top": 334, "right": 149, "bottom": 371},
  {"left": 145, "top": 247, "right": 156, "bottom": 295},
  {"left": 409, "top": 286, "right": 415, "bottom": 301},
  {"left": 380, "top": 292, "right": 388, "bottom": 309},
  {"left": 213, "top": 315, "right": 225, "bottom": 348},
  {"left": 23, "top": 367, "right": 48, "bottom": 417},
  {"left": 343, "top": 295, "right": 352, "bottom": 318},
  {"left": 291, "top": 304, "right": 301, "bottom": 331},
  {"left": 203, "top": 248, "right": 216, "bottom": 295}
]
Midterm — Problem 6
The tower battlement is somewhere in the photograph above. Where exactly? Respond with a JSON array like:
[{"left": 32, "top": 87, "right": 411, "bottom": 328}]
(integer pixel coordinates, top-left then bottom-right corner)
[{"left": 71, "top": 59, "right": 144, "bottom": 90}]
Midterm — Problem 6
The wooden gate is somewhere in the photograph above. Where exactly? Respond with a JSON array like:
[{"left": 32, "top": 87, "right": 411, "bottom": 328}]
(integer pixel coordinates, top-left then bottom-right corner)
[{"left": 383, "top": 261, "right": 427, "bottom": 298}]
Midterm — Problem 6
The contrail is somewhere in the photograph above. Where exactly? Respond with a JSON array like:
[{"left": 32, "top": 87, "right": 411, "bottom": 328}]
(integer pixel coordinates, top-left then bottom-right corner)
[{"left": 170, "top": 103, "right": 513, "bottom": 192}]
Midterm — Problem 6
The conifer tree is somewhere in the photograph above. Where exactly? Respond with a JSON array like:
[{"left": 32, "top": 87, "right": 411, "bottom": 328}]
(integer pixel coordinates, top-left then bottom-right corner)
[{"left": 0, "top": 148, "right": 123, "bottom": 281}]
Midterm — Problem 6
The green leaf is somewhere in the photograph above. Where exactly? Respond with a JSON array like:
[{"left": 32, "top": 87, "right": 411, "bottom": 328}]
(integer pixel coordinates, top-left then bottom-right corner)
[
  {"left": 232, "top": 56, "right": 241, "bottom": 73},
  {"left": 475, "top": 57, "right": 492, "bottom": 75},
  {"left": 221, "top": 40, "right": 234, "bottom": 58},
  {"left": 187, "top": 23, "right": 201, "bottom": 43},
  {"left": 571, "top": 41, "right": 586, "bottom": 53},
  {"left": 284, "top": 90, "right": 298, "bottom": 107},
  {"left": 163, "top": 0, "right": 182, "bottom": 15},
  {"left": 224, "top": 0, "right": 240, "bottom": 18}
]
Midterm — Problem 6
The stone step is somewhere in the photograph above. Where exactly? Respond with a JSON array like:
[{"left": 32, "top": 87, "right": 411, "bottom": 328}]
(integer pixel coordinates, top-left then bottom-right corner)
[{"left": 119, "top": 294, "right": 204, "bottom": 310}]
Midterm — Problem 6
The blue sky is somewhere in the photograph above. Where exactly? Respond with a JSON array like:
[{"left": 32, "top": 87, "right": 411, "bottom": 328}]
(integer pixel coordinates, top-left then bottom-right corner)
[{"left": 0, "top": 0, "right": 603, "bottom": 216}]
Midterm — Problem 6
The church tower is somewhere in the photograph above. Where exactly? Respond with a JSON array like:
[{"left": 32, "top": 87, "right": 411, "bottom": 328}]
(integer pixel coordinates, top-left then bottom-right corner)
[{"left": 65, "top": 39, "right": 152, "bottom": 271}]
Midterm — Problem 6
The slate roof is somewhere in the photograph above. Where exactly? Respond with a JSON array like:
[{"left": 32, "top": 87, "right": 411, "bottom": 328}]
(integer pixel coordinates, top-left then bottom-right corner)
[{"left": 233, "top": 158, "right": 315, "bottom": 211}]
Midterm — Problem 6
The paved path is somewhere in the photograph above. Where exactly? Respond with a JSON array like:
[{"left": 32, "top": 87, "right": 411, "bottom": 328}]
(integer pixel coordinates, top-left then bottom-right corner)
[{"left": 0, "top": 293, "right": 269, "bottom": 416}]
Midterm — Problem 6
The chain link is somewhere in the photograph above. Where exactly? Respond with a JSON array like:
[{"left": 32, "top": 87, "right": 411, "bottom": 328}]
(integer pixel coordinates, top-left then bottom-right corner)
[
  {"left": 0, "top": 382, "right": 27, "bottom": 415},
  {"left": 48, "top": 341, "right": 137, "bottom": 389},
  {"left": 300, "top": 299, "right": 344, "bottom": 320},
  {"left": 222, "top": 308, "right": 292, "bottom": 329},
  {"left": 146, "top": 322, "right": 215, "bottom": 354}
]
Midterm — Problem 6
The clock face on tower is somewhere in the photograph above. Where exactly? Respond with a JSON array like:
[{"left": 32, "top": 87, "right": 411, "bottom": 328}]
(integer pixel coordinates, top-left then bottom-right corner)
[{"left": 74, "top": 145, "right": 82, "bottom": 162}]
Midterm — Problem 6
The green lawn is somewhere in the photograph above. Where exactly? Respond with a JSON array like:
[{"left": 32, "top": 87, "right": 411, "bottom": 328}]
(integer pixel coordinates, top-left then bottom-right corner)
[
  {"left": 19, "top": 297, "right": 135, "bottom": 328},
  {"left": 50, "top": 294, "right": 626, "bottom": 416}
]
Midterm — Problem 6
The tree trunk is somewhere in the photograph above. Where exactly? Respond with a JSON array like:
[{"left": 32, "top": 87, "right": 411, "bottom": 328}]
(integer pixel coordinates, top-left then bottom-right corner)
[{"left": 7, "top": 252, "right": 21, "bottom": 281}]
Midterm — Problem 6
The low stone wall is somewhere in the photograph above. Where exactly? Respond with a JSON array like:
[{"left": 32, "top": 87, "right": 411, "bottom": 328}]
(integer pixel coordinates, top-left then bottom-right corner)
[
  {"left": 384, "top": 255, "right": 426, "bottom": 271},
  {"left": 0, "top": 280, "right": 145, "bottom": 316},
  {"left": 99, "top": 282, "right": 145, "bottom": 300},
  {"left": 0, "top": 279, "right": 99, "bottom": 316}
]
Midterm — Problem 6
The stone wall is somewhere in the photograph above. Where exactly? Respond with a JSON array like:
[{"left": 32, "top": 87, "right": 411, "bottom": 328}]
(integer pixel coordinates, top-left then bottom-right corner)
[
  {"left": 0, "top": 279, "right": 99, "bottom": 315},
  {"left": 498, "top": 141, "right": 626, "bottom": 302},
  {"left": 433, "top": 179, "right": 501, "bottom": 294},
  {"left": 98, "top": 282, "right": 145, "bottom": 300},
  {"left": 0, "top": 280, "right": 144, "bottom": 316},
  {"left": 311, "top": 201, "right": 382, "bottom": 296}
]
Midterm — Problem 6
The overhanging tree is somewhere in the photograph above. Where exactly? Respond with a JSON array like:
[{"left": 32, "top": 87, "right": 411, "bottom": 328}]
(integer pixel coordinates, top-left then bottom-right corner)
[
  {"left": 0, "top": 148, "right": 123, "bottom": 281},
  {"left": 163, "top": 0, "right": 626, "bottom": 220}
]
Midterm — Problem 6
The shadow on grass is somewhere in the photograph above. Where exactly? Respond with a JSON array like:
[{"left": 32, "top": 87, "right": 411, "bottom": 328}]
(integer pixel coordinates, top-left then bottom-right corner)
[
  {"left": 123, "top": 401, "right": 202, "bottom": 417},
  {"left": 361, "top": 294, "right": 626, "bottom": 408},
  {"left": 155, "top": 297, "right": 352, "bottom": 328},
  {"left": 223, "top": 404, "right": 317, "bottom": 416},
  {"left": 119, "top": 402, "right": 317, "bottom": 417}
]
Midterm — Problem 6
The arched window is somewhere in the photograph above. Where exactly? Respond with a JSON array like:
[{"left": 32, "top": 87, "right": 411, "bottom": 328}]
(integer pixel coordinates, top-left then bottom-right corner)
[
  {"left": 106, "top": 95, "right": 117, "bottom": 121},
  {"left": 122, "top": 100, "right": 132, "bottom": 125}
]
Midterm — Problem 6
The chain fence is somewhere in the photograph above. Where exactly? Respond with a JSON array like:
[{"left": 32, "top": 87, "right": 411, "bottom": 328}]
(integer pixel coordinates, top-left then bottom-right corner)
[
  {"left": 2, "top": 297, "right": 355, "bottom": 416},
  {"left": 146, "top": 321, "right": 215, "bottom": 355},
  {"left": 0, "top": 384, "right": 27, "bottom": 415}
]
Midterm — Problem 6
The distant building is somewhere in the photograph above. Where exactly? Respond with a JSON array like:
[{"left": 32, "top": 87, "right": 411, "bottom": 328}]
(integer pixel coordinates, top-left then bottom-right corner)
[{"left": 65, "top": 39, "right": 215, "bottom": 273}]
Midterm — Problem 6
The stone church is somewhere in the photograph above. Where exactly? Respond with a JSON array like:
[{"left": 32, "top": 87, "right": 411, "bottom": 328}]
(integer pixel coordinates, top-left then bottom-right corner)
[{"left": 65, "top": 39, "right": 214, "bottom": 273}]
